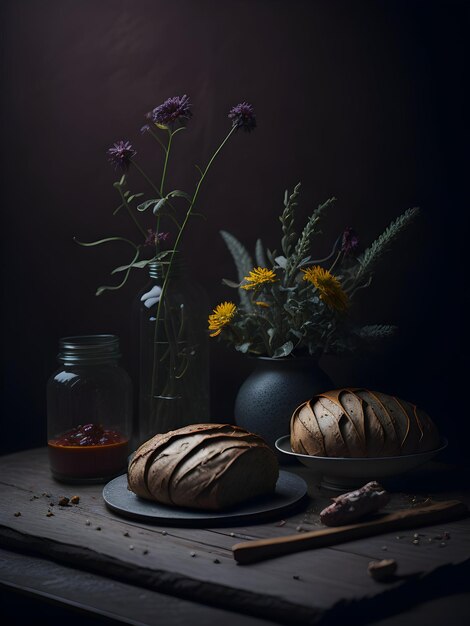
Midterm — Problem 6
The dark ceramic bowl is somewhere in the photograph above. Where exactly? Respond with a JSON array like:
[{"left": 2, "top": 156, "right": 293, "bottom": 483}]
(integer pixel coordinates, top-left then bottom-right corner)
[{"left": 275, "top": 435, "right": 448, "bottom": 491}]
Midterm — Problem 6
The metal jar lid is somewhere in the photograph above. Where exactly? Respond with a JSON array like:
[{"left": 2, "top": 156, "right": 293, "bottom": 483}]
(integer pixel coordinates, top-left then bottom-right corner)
[{"left": 58, "top": 335, "right": 121, "bottom": 364}]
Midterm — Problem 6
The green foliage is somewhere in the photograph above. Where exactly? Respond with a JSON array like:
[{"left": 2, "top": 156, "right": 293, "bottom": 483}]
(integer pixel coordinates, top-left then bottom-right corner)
[
  {"left": 255, "top": 238, "right": 268, "bottom": 268},
  {"left": 279, "top": 182, "right": 300, "bottom": 258},
  {"left": 214, "top": 186, "right": 417, "bottom": 358},
  {"left": 220, "top": 230, "right": 253, "bottom": 278},
  {"left": 220, "top": 230, "right": 254, "bottom": 311},
  {"left": 355, "top": 207, "right": 419, "bottom": 286},
  {"left": 355, "top": 325, "right": 397, "bottom": 341},
  {"left": 285, "top": 196, "right": 336, "bottom": 283}
]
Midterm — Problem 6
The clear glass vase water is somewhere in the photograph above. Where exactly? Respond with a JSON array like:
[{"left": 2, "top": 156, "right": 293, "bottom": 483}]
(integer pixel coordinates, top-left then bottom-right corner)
[{"left": 136, "top": 259, "right": 210, "bottom": 444}]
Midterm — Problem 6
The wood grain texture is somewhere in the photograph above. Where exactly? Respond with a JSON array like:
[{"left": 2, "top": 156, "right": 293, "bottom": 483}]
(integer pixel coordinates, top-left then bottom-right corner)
[
  {"left": 0, "top": 548, "right": 275, "bottom": 626},
  {"left": 233, "top": 500, "right": 468, "bottom": 563},
  {"left": 1, "top": 448, "right": 470, "bottom": 626}
]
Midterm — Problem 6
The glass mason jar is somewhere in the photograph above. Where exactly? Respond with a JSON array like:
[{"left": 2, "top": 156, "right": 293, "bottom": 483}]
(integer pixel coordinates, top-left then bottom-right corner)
[
  {"left": 47, "top": 335, "right": 132, "bottom": 483},
  {"left": 136, "top": 258, "right": 210, "bottom": 445}
]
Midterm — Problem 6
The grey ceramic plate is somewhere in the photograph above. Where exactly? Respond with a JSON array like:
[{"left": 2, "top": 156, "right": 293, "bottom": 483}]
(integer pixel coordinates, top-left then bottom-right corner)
[
  {"left": 103, "top": 470, "right": 308, "bottom": 526},
  {"left": 275, "top": 435, "right": 448, "bottom": 491}
]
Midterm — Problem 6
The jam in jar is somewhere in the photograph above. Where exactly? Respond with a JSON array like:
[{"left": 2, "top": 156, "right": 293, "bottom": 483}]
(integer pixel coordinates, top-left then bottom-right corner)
[{"left": 47, "top": 335, "right": 132, "bottom": 483}]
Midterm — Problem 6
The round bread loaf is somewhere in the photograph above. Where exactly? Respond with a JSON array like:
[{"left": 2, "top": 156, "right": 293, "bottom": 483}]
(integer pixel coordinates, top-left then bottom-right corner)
[
  {"left": 291, "top": 388, "right": 440, "bottom": 457},
  {"left": 128, "top": 424, "right": 279, "bottom": 510}
]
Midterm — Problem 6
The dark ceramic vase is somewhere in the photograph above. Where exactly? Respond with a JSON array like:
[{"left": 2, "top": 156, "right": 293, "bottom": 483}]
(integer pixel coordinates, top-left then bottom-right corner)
[{"left": 234, "top": 357, "right": 333, "bottom": 452}]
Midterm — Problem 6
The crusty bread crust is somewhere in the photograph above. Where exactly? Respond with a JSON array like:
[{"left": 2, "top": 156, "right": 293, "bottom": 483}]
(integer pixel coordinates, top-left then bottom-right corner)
[
  {"left": 128, "top": 424, "right": 279, "bottom": 510},
  {"left": 291, "top": 389, "right": 440, "bottom": 458}
]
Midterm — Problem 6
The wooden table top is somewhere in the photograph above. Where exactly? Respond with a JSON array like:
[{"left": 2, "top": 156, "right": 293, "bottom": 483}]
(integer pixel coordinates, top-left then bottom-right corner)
[{"left": 1, "top": 448, "right": 469, "bottom": 625}]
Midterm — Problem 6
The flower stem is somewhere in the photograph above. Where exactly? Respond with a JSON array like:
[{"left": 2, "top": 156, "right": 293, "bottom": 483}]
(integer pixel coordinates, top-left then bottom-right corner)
[
  {"left": 328, "top": 251, "right": 343, "bottom": 274},
  {"left": 132, "top": 158, "right": 179, "bottom": 248},
  {"left": 125, "top": 204, "right": 147, "bottom": 238},
  {"left": 150, "top": 124, "right": 238, "bottom": 401},
  {"left": 156, "top": 130, "right": 174, "bottom": 254},
  {"left": 116, "top": 187, "right": 147, "bottom": 238},
  {"left": 311, "top": 235, "right": 342, "bottom": 264},
  {"left": 148, "top": 127, "right": 168, "bottom": 152},
  {"left": 259, "top": 321, "right": 272, "bottom": 356},
  {"left": 132, "top": 160, "right": 164, "bottom": 198},
  {"left": 160, "top": 130, "right": 173, "bottom": 196},
  {"left": 190, "top": 125, "right": 237, "bottom": 210}
]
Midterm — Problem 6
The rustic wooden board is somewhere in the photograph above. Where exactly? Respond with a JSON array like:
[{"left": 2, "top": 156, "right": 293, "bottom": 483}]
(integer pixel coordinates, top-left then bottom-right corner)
[
  {"left": 233, "top": 500, "right": 468, "bottom": 563},
  {"left": 0, "top": 548, "right": 275, "bottom": 626},
  {"left": 2, "top": 552, "right": 470, "bottom": 626},
  {"left": 1, "top": 448, "right": 469, "bottom": 625}
]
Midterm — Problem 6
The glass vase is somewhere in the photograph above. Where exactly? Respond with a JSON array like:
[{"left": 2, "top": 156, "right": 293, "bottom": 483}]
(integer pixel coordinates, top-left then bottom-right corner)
[{"left": 136, "top": 258, "right": 210, "bottom": 444}]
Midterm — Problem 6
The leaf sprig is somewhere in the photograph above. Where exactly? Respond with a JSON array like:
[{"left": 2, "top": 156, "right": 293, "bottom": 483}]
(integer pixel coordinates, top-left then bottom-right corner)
[
  {"left": 213, "top": 186, "right": 418, "bottom": 358},
  {"left": 354, "top": 207, "right": 419, "bottom": 286}
]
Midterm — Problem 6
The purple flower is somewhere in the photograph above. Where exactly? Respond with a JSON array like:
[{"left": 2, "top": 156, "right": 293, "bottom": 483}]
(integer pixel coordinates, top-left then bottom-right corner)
[
  {"left": 107, "top": 140, "right": 136, "bottom": 170},
  {"left": 148, "top": 95, "right": 192, "bottom": 128},
  {"left": 144, "top": 229, "right": 170, "bottom": 247},
  {"left": 341, "top": 227, "right": 359, "bottom": 255},
  {"left": 228, "top": 102, "right": 256, "bottom": 132}
]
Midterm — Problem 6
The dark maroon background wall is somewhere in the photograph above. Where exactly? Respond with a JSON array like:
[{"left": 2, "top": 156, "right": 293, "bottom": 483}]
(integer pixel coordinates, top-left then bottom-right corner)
[{"left": 1, "top": 0, "right": 468, "bottom": 458}]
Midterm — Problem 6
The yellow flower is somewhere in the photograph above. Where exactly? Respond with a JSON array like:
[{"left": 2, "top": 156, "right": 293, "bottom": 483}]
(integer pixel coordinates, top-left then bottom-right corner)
[
  {"left": 241, "top": 267, "right": 277, "bottom": 291},
  {"left": 302, "top": 265, "right": 349, "bottom": 312},
  {"left": 255, "top": 301, "right": 270, "bottom": 308},
  {"left": 208, "top": 301, "right": 237, "bottom": 337}
]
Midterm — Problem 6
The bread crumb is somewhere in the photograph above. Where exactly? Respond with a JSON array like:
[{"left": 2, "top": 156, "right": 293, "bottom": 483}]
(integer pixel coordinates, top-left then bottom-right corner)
[{"left": 368, "top": 559, "right": 397, "bottom": 581}]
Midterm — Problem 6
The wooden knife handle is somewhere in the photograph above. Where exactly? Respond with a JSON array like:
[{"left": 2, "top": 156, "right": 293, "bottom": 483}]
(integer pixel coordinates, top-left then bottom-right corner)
[{"left": 233, "top": 499, "right": 468, "bottom": 565}]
